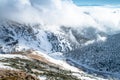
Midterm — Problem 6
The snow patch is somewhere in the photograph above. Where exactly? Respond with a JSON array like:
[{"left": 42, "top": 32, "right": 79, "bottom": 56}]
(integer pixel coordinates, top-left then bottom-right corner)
[
  {"left": 0, "top": 54, "right": 30, "bottom": 60},
  {"left": 38, "top": 76, "right": 47, "bottom": 80}
]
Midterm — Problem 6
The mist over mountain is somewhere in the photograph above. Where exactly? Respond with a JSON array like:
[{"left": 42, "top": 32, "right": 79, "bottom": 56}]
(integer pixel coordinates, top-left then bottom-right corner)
[
  {"left": 1, "top": 0, "right": 120, "bottom": 80},
  {"left": 1, "top": 0, "right": 120, "bottom": 34}
]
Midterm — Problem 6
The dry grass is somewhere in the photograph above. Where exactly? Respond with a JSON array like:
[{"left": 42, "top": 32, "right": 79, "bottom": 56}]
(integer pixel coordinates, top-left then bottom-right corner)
[
  {"left": 0, "top": 69, "right": 39, "bottom": 80},
  {"left": 11, "top": 50, "right": 57, "bottom": 67},
  {"left": 5, "top": 50, "right": 80, "bottom": 80}
]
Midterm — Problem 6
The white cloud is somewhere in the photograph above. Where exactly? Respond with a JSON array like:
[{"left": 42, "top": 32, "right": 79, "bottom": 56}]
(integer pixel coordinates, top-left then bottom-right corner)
[{"left": 0, "top": 0, "right": 120, "bottom": 34}]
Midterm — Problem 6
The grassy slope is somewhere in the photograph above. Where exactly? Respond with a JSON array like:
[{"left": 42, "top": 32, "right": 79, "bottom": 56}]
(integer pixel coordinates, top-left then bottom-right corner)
[{"left": 0, "top": 51, "right": 80, "bottom": 80}]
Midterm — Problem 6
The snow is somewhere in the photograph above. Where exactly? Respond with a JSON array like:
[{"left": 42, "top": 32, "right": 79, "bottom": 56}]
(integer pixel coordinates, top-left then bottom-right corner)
[
  {"left": 49, "top": 52, "right": 65, "bottom": 60},
  {"left": 0, "top": 0, "right": 120, "bottom": 79},
  {"left": 0, "top": 63, "right": 13, "bottom": 70},
  {"left": 97, "top": 35, "right": 107, "bottom": 42},
  {"left": 0, "top": 54, "right": 29, "bottom": 60},
  {"left": 34, "top": 51, "right": 80, "bottom": 72},
  {"left": 38, "top": 76, "right": 47, "bottom": 80},
  {"left": 72, "top": 73, "right": 108, "bottom": 80},
  {"left": 84, "top": 40, "right": 95, "bottom": 46},
  {"left": 67, "top": 32, "right": 120, "bottom": 79},
  {"left": 36, "top": 30, "right": 52, "bottom": 52},
  {"left": 33, "top": 51, "right": 107, "bottom": 80}
]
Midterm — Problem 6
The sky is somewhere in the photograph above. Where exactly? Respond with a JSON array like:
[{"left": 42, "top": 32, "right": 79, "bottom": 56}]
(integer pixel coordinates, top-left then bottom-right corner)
[{"left": 72, "top": 0, "right": 120, "bottom": 6}]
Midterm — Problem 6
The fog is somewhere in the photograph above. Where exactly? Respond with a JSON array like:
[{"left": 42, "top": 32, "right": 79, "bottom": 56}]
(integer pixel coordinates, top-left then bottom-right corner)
[{"left": 0, "top": 0, "right": 120, "bottom": 34}]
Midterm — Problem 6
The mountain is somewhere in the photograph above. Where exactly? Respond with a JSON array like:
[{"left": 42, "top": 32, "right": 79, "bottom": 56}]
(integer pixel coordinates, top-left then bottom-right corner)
[
  {"left": 0, "top": 20, "right": 106, "bottom": 54},
  {"left": 0, "top": 20, "right": 71, "bottom": 53},
  {"left": 1, "top": 0, "right": 120, "bottom": 79},
  {"left": 0, "top": 20, "right": 111, "bottom": 80},
  {"left": 67, "top": 31, "right": 120, "bottom": 78}
]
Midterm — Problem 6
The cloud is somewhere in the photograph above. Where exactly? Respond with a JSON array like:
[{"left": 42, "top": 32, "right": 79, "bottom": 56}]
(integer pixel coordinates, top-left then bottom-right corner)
[{"left": 0, "top": 0, "right": 120, "bottom": 34}]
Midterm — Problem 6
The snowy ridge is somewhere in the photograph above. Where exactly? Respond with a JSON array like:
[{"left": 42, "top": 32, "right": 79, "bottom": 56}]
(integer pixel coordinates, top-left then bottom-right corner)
[
  {"left": 0, "top": 20, "right": 73, "bottom": 53},
  {"left": 0, "top": 20, "right": 106, "bottom": 54}
]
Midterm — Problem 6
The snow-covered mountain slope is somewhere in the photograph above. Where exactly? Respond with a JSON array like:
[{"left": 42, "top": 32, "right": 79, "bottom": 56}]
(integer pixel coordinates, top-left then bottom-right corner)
[
  {"left": 0, "top": 20, "right": 71, "bottom": 53},
  {"left": 67, "top": 32, "right": 120, "bottom": 78},
  {"left": 0, "top": 50, "right": 108, "bottom": 80},
  {"left": 0, "top": 20, "right": 107, "bottom": 54},
  {"left": 0, "top": 20, "right": 112, "bottom": 80},
  {"left": 0, "top": 19, "right": 119, "bottom": 79},
  {"left": 1, "top": 0, "right": 120, "bottom": 80}
]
